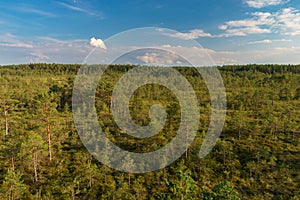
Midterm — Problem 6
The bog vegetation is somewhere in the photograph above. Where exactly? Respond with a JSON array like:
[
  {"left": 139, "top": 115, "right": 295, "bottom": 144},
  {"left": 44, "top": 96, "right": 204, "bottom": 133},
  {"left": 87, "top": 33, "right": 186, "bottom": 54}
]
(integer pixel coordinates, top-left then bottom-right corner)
[{"left": 0, "top": 64, "right": 299, "bottom": 199}]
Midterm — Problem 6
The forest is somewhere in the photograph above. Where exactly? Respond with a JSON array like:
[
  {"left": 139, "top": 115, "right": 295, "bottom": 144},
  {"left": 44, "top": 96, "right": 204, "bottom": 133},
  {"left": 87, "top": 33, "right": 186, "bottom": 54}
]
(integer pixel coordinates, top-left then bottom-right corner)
[{"left": 0, "top": 63, "right": 299, "bottom": 199}]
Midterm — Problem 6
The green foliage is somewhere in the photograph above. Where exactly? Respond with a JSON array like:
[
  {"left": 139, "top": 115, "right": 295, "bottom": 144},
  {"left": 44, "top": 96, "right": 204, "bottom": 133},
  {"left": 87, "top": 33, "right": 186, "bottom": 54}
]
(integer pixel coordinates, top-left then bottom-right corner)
[
  {"left": 0, "top": 168, "right": 30, "bottom": 199},
  {"left": 202, "top": 181, "right": 240, "bottom": 200},
  {"left": 0, "top": 63, "right": 299, "bottom": 199}
]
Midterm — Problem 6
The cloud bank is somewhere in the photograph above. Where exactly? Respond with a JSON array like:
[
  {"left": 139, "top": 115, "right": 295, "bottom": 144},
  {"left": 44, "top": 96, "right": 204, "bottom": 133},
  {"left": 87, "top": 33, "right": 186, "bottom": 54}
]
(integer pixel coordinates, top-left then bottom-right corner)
[
  {"left": 245, "top": 0, "right": 289, "bottom": 9},
  {"left": 168, "top": 29, "right": 213, "bottom": 39}
]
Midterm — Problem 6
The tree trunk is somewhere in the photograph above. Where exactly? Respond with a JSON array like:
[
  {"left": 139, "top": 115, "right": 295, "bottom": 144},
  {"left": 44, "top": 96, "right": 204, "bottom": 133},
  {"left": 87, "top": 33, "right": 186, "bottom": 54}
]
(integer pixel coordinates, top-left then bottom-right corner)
[
  {"left": 185, "top": 124, "right": 188, "bottom": 158},
  {"left": 46, "top": 103, "right": 52, "bottom": 161},
  {"left": 47, "top": 122, "right": 52, "bottom": 161},
  {"left": 33, "top": 147, "right": 38, "bottom": 182},
  {"left": 11, "top": 157, "right": 15, "bottom": 171},
  {"left": 10, "top": 186, "right": 14, "bottom": 200},
  {"left": 89, "top": 171, "right": 92, "bottom": 188},
  {"left": 71, "top": 190, "right": 75, "bottom": 200},
  {"left": 4, "top": 108, "right": 8, "bottom": 135}
]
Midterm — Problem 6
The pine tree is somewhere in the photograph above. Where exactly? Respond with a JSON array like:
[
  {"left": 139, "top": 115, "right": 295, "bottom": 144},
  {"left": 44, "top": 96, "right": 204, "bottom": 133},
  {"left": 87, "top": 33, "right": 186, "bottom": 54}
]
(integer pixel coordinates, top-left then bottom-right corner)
[{"left": 0, "top": 168, "right": 29, "bottom": 200}]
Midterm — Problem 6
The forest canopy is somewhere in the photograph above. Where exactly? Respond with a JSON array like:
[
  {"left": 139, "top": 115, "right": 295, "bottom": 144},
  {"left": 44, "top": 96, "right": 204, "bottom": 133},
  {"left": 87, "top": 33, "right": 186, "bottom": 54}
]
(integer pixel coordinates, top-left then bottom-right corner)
[{"left": 0, "top": 64, "right": 299, "bottom": 199}]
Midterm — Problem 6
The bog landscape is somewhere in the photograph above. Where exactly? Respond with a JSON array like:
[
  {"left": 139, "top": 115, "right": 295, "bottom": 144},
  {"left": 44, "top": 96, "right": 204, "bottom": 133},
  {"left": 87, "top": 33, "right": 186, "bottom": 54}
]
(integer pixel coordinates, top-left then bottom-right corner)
[
  {"left": 1, "top": 0, "right": 300, "bottom": 199},
  {"left": 0, "top": 64, "right": 299, "bottom": 199}
]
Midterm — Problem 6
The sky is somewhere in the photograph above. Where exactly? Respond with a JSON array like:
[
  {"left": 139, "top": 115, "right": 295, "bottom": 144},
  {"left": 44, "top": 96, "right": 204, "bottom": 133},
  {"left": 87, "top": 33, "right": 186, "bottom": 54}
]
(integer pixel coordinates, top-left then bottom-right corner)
[{"left": 1, "top": 0, "right": 300, "bottom": 65}]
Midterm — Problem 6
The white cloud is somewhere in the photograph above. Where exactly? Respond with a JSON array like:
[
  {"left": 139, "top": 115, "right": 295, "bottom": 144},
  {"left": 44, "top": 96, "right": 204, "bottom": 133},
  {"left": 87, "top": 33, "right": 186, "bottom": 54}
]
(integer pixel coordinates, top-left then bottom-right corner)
[
  {"left": 1, "top": 36, "right": 299, "bottom": 66},
  {"left": 202, "top": 46, "right": 300, "bottom": 65},
  {"left": 248, "top": 39, "right": 272, "bottom": 44},
  {"left": 0, "top": 35, "right": 93, "bottom": 65},
  {"left": 245, "top": 0, "right": 289, "bottom": 9},
  {"left": 212, "top": 47, "right": 300, "bottom": 65},
  {"left": 218, "top": 25, "right": 228, "bottom": 30},
  {"left": 30, "top": 37, "right": 91, "bottom": 63},
  {"left": 56, "top": 2, "right": 103, "bottom": 17},
  {"left": 57, "top": 2, "right": 88, "bottom": 13},
  {"left": 157, "top": 44, "right": 300, "bottom": 65},
  {"left": 168, "top": 29, "right": 213, "bottom": 39},
  {"left": 160, "top": 7, "right": 300, "bottom": 39},
  {"left": 2, "top": 4, "right": 56, "bottom": 18},
  {"left": 219, "top": 12, "right": 274, "bottom": 37},
  {"left": 277, "top": 39, "right": 292, "bottom": 42},
  {"left": 0, "top": 33, "right": 20, "bottom": 43},
  {"left": 162, "top": 44, "right": 172, "bottom": 48},
  {"left": 28, "top": 52, "right": 49, "bottom": 63},
  {"left": 136, "top": 52, "right": 181, "bottom": 66},
  {"left": 248, "top": 38, "right": 292, "bottom": 44},
  {"left": 275, "top": 8, "right": 300, "bottom": 35},
  {"left": 0, "top": 27, "right": 298, "bottom": 66},
  {"left": 0, "top": 33, "right": 34, "bottom": 48},
  {"left": 137, "top": 53, "right": 158, "bottom": 64},
  {"left": 0, "top": 43, "right": 33, "bottom": 48},
  {"left": 221, "top": 26, "right": 271, "bottom": 37},
  {"left": 90, "top": 37, "right": 107, "bottom": 49},
  {"left": 218, "top": 7, "right": 300, "bottom": 37},
  {"left": 225, "top": 12, "right": 274, "bottom": 27},
  {"left": 16, "top": 7, "right": 56, "bottom": 17}
]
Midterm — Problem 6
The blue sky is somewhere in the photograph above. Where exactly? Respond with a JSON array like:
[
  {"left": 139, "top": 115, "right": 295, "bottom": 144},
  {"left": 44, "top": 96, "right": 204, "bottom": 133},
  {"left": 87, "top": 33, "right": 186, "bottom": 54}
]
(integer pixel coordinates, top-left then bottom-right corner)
[{"left": 1, "top": 0, "right": 300, "bottom": 65}]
